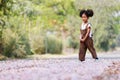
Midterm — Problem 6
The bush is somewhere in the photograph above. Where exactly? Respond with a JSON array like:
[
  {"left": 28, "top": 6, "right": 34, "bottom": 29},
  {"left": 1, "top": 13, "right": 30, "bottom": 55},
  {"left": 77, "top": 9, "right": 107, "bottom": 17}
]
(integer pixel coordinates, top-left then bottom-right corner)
[
  {"left": 3, "top": 28, "right": 31, "bottom": 58},
  {"left": 30, "top": 34, "right": 45, "bottom": 54},
  {"left": 99, "top": 40, "right": 109, "bottom": 51},
  {"left": 66, "top": 36, "right": 79, "bottom": 49},
  {"left": 0, "top": 54, "right": 7, "bottom": 60},
  {"left": 116, "top": 34, "right": 120, "bottom": 47},
  {"left": 45, "top": 35, "right": 63, "bottom": 54}
]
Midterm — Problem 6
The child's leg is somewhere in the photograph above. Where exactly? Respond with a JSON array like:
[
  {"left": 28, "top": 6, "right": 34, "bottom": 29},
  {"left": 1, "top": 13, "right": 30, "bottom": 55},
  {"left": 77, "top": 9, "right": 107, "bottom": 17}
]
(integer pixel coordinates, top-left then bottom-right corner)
[
  {"left": 86, "top": 37, "right": 98, "bottom": 59},
  {"left": 79, "top": 42, "right": 87, "bottom": 61}
]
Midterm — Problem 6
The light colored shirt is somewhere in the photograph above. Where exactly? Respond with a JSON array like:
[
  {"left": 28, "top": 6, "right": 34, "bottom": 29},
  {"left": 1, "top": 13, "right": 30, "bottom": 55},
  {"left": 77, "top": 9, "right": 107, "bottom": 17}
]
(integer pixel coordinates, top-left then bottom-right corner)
[{"left": 80, "top": 22, "right": 93, "bottom": 38}]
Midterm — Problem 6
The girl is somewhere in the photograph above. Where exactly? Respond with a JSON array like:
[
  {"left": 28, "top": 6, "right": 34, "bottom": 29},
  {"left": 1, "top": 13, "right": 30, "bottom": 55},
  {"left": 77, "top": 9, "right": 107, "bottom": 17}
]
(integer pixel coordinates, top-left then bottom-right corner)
[{"left": 79, "top": 9, "right": 98, "bottom": 61}]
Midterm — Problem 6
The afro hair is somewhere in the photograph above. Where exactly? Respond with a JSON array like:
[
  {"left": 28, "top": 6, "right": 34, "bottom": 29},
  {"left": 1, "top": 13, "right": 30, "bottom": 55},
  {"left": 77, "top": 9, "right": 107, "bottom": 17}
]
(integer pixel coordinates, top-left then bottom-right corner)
[{"left": 79, "top": 9, "right": 94, "bottom": 17}]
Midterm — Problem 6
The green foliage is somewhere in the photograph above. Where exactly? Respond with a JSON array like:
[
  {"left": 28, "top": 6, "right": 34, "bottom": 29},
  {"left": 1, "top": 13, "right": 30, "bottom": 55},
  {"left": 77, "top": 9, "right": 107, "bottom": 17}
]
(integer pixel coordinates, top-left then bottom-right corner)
[
  {"left": 3, "top": 28, "right": 31, "bottom": 58},
  {"left": 46, "top": 35, "right": 63, "bottom": 54},
  {"left": 30, "top": 34, "right": 45, "bottom": 54},
  {"left": 66, "top": 36, "right": 79, "bottom": 49},
  {"left": 116, "top": 34, "right": 120, "bottom": 47},
  {"left": 0, "top": 0, "right": 120, "bottom": 59}
]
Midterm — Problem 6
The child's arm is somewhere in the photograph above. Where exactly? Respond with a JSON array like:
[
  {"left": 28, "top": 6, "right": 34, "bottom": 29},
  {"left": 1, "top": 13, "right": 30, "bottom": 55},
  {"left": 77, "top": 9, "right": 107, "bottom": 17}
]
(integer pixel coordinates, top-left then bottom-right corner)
[{"left": 81, "top": 27, "right": 91, "bottom": 42}]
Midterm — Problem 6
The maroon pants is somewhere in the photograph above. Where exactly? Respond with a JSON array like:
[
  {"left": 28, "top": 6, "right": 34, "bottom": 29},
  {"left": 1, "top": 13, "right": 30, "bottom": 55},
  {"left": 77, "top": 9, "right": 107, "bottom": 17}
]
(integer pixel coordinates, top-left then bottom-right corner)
[{"left": 79, "top": 37, "right": 98, "bottom": 61}]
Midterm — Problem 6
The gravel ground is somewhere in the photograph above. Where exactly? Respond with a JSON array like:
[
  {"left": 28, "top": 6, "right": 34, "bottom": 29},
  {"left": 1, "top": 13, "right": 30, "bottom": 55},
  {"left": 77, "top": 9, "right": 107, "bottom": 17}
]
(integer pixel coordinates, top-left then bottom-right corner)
[
  {"left": 0, "top": 58, "right": 120, "bottom": 80},
  {"left": 93, "top": 61, "right": 120, "bottom": 80}
]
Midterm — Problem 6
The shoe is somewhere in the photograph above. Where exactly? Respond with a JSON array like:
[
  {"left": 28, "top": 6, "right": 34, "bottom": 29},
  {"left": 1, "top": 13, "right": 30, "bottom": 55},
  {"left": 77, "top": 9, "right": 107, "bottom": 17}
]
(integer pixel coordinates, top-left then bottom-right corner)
[
  {"left": 95, "top": 57, "right": 99, "bottom": 60},
  {"left": 94, "top": 57, "right": 99, "bottom": 61}
]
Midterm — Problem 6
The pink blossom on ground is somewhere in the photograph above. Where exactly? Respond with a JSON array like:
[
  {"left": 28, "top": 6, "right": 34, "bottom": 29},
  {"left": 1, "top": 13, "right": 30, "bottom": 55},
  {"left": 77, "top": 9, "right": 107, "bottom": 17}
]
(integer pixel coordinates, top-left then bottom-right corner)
[{"left": 0, "top": 59, "right": 120, "bottom": 80}]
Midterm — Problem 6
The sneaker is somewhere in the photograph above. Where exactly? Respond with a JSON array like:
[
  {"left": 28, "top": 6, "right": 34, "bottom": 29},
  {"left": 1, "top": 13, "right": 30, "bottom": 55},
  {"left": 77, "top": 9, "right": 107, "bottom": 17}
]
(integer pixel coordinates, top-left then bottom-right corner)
[{"left": 95, "top": 57, "right": 99, "bottom": 60}]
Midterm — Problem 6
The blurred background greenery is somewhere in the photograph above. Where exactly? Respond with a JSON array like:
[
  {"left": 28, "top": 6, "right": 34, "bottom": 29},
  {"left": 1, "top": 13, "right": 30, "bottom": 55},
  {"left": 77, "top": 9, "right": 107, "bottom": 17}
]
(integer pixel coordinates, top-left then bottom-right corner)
[{"left": 0, "top": 0, "right": 120, "bottom": 59}]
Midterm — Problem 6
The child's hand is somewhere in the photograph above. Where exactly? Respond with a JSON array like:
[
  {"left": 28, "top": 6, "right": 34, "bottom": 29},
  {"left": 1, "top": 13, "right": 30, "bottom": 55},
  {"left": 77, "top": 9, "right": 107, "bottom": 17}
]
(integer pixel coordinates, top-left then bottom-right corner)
[
  {"left": 79, "top": 35, "right": 81, "bottom": 39},
  {"left": 80, "top": 39, "right": 85, "bottom": 42},
  {"left": 79, "top": 35, "right": 83, "bottom": 39}
]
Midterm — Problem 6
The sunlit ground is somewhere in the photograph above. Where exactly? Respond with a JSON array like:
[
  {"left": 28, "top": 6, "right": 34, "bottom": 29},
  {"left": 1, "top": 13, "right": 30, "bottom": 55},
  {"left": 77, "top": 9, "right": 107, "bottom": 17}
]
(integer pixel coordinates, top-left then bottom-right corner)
[{"left": 0, "top": 50, "right": 120, "bottom": 80}]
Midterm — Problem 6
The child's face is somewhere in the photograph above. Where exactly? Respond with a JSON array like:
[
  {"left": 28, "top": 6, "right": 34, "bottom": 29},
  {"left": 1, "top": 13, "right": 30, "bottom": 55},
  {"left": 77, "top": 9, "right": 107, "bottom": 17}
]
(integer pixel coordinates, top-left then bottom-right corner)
[{"left": 82, "top": 13, "right": 88, "bottom": 23}]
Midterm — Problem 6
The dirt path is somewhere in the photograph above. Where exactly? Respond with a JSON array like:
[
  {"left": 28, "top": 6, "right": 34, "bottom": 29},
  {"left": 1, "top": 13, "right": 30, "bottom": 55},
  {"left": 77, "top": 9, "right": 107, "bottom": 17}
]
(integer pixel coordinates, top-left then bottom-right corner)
[
  {"left": 93, "top": 61, "right": 120, "bottom": 80},
  {"left": 0, "top": 58, "right": 120, "bottom": 80},
  {"left": 0, "top": 50, "right": 120, "bottom": 80}
]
